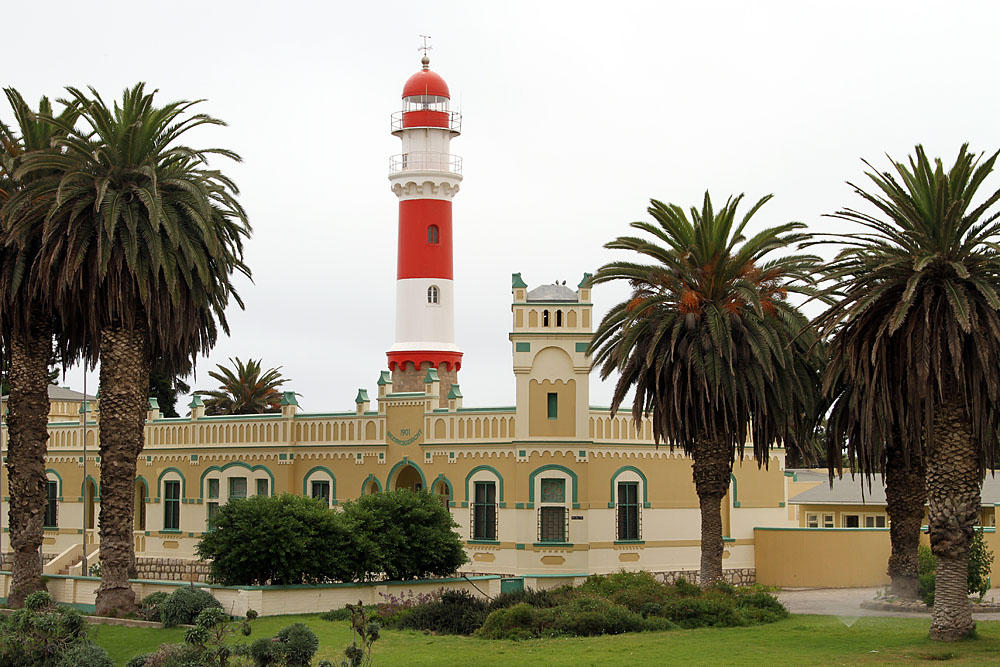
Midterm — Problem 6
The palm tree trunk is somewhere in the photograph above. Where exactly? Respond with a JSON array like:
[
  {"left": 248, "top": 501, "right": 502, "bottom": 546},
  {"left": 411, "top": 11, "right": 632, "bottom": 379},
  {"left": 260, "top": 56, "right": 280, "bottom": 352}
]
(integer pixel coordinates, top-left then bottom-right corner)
[
  {"left": 884, "top": 435, "right": 926, "bottom": 600},
  {"left": 926, "top": 398, "right": 980, "bottom": 641},
  {"left": 94, "top": 325, "right": 149, "bottom": 616},
  {"left": 4, "top": 312, "right": 52, "bottom": 607},
  {"left": 693, "top": 434, "right": 731, "bottom": 587}
]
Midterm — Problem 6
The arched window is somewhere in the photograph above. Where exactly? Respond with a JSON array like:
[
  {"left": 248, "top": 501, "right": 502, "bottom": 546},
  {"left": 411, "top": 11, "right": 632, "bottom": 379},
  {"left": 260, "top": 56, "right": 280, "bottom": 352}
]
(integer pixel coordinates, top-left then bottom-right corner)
[
  {"left": 428, "top": 285, "right": 440, "bottom": 304},
  {"left": 556, "top": 310, "right": 563, "bottom": 327},
  {"left": 427, "top": 225, "right": 439, "bottom": 244},
  {"left": 542, "top": 310, "right": 550, "bottom": 326}
]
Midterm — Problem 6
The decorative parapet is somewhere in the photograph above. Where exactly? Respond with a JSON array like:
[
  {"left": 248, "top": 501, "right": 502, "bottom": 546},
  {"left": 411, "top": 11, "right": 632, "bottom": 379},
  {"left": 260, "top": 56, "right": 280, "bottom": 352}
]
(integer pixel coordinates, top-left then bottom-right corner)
[
  {"left": 355, "top": 389, "right": 370, "bottom": 415},
  {"left": 447, "top": 384, "right": 463, "bottom": 411},
  {"left": 147, "top": 397, "right": 161, "bottom": 421},
  {"left": 280, "top": 391, "right": 300, "bottom": 418},
  {"left": 188, "top": 394, "right": 205, "bottom": 420}
]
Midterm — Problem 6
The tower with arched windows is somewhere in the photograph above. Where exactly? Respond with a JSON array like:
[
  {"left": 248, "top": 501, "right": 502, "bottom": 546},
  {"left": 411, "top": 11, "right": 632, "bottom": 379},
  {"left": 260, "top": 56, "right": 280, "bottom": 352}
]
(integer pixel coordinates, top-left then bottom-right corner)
[{"left": 386, "top": 53, "right": 463, "bottom": 404}]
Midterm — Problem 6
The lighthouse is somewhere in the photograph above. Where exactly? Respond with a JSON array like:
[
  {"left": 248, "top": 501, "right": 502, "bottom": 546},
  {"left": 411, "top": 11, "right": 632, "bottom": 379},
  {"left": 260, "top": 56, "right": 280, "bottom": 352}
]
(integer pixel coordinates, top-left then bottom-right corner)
[{"left": 386, "top": 53, "right": 463, "bottom": 404}]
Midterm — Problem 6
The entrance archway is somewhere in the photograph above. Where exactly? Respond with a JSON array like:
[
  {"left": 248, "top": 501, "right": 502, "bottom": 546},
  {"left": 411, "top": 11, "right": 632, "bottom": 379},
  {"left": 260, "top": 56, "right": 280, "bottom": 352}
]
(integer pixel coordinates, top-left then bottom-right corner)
[{"left": 394, "top": 464, "right": 423, "bottom": 492}]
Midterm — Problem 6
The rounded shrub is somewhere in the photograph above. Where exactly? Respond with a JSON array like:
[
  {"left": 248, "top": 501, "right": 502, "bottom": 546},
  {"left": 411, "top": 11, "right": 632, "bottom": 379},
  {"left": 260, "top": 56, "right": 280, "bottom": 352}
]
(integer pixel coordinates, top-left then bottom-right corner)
[
  {"left": 55, "top": 642, "right": 114, "bottom": 667},
  {"left": 275, "top": 622, "right": 319, "bottom": 667},
  {"left": 661, "top": 596, "right": 744, "bottom": 628},
  {"left": 395, "top": 589, "right": 489, "bottom": 635},
  {"left": 478, "top": 603, "right": 555, "bottom": 640},
  {"left": 160, "top": 586, "right": 223, "bottom": 627},
  {"left": 487, "top": 587, "right": 556, "bottom": 611},
  {"left": 138, "top": 591, "right": 170, "bottom": 622},
  {"left": 24, "top": 590, "right": 55, "bottom": 611},
  {"left": 551, "top": 595, "right": 647, "bottom": 636}
]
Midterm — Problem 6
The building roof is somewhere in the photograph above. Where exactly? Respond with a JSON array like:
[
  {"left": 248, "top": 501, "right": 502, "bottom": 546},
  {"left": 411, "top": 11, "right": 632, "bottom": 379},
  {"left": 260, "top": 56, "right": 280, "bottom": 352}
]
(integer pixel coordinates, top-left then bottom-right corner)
[
  {"left": 789, "top": 471, "right": 1000, "bottom": 507},
  {"left": 526, "top": 283, "right": 578, "bottom": 302},
  {"left": 402, "top": 66, "right": 450, "bottom": 99},
  {"left": 1, "top": 384, "right": 95, "bottom": 402}
]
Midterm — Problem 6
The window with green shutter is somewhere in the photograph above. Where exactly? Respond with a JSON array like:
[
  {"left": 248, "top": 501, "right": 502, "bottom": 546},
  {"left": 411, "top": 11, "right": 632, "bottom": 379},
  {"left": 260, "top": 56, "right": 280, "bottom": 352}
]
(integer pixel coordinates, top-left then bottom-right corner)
[
  {"left": 472, "top": 481, "right": 497, "bottom": 540},
  {"left": 616, "top": 482, "right": 640, "bottom": 540},
  {"left": 44, "top": 481, "right": 58, "bottom": 528},
  {"left": 547, "top": 392, "right": 558, "bottom": 419},
  {"left": 164, "top": 480, "right": 181, "bottom": 530},
  {"left": 229, "top": 477, "right": 247, "bottom": 500}
]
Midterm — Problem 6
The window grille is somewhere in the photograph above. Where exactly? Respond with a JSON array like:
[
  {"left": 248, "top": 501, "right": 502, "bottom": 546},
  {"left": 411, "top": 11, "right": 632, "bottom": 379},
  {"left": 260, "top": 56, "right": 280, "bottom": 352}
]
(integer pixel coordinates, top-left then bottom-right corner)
[
  {"left": 616, "top": 482, "right": 640, "bottom": 540},
  {"left": 428, "top": 285, "right": 440, "bottom": 304},
  {"left": 538, "top": 506, "right": 568, "bottom": 542}
]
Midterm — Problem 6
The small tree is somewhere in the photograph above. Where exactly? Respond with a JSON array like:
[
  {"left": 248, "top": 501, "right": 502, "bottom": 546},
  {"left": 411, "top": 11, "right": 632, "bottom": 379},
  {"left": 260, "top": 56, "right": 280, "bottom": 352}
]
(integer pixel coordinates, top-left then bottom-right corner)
[
  {"left": 196, "top": 494, "right": 353, "bottom": 585},
  {"left": 340, "top": 489, "right": 467, "bottom": 581}
]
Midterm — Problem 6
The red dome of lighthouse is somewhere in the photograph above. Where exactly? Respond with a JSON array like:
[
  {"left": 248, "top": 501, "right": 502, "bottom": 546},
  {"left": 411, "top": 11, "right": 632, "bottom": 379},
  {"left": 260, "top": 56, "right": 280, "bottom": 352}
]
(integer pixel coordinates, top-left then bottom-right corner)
[{"left": 402, "top": 66, "right": 450, "bottom": 99}]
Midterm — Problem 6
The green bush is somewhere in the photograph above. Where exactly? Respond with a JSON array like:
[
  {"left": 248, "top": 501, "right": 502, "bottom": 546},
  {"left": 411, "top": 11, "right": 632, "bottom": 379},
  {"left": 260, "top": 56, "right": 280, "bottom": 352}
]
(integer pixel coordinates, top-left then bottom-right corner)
[
  {"left": 54, "top": 642, "right": 114, "bottom": 667},
  {"left": 248, "top": 637, "right": 276, "bottom": 666},
  {"left": 137, "top": 642, "right": 205, "bottom": 667},
  {"left": 0, "top": 593, "right": 96, "bottom": 666},
  {"left": 477, "top": 603, "right": 556, "bottom": 640},
  {"left": 661, "top": 596, "right": 744, "bottom": 628},
  {"left": 138, "top": 592, "right": 170, "bottom": 622},
  {"left": 339, "top": 489, "right": 468, "bottom": 581},
  {"left": 160, "top": 586, "right": 223, "bottom": 628},
  {"left": 124, "top": 655, "right": 151, "bottom": 667},
  {"left": 968, "top": 527, "right": 995, "bottom": 600},
  {"left": 581, "top": 570, "right": 663, "bottom": 597},
  {"left": 917, "top": 530, "right": 994, "bottom": 606},
  {"left": 197, "top": 493, "right": 355, "bottom": 586},
  {"left": 673, "top": 578, "right": 701, "bottom": 597},
  {"left": 395, "top": 589, "right": 489, "bottom": 635},
  {"left": 487, "top": 587, "right": 557, "bottom": 611},
  {"left": 735, "top": 591, "right": 789, "bottom": 624},
  {"left": 551, "top": 595, "right": 649, "bottom": 636},
  {"left": 274, "top": 623, "right": 319, "bottom": 667}
]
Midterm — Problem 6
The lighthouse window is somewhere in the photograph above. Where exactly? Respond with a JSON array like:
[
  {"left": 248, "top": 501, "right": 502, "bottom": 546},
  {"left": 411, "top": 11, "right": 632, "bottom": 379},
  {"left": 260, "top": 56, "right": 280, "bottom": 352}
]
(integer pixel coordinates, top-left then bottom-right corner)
[
  {"left": 542, "top": 310, "right": 550, "bottom": 326},
  {"left": 428, "top": 285, "right": 440, "bottom": 304},
  {"left": 428, "top": 225, "right": 439, "bottom": 244}
]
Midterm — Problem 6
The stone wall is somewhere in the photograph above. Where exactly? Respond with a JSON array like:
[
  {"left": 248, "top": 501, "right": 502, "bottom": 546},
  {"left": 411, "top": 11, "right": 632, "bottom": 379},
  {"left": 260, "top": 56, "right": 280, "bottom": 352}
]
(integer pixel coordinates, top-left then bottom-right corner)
[
  {"left": 652, "top": 568, "right": 756, "bottom": 586},
  {"left": 392, "top": 361, "right": 457, "bottom": 408},
  {"left": 134, "top": 557, "right": 211, "bottom": 583},
  {"left": 1, "top": 553, "right": 58, "bottom": 570}
]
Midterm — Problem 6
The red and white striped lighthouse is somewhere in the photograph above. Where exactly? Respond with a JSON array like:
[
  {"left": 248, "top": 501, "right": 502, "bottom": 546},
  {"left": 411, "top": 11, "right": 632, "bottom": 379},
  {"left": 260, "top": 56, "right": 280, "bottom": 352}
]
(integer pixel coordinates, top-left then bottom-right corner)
[{"left": 386, "top": 53, "right": 463, "bottom": 401}]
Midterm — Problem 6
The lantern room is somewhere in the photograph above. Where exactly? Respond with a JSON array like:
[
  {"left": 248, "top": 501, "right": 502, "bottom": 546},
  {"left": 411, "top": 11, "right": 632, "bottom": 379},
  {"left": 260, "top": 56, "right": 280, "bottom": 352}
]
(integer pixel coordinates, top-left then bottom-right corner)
[{"left": 392, "top": 56, "right": 462, "bottom": 135}]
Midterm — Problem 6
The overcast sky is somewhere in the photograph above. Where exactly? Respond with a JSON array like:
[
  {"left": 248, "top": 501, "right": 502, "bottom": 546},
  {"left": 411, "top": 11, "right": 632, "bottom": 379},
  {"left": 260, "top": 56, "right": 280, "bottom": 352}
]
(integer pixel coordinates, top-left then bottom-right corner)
[{"left": 6, "top": 1, "right": 1000, "bottom": 411}]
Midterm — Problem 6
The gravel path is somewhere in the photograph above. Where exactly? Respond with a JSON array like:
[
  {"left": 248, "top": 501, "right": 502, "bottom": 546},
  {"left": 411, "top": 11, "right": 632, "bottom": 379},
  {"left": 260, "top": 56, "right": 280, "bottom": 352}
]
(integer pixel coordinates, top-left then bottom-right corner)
[{"left": 776, "top": 587, "right": 1000, "bottom": 620}]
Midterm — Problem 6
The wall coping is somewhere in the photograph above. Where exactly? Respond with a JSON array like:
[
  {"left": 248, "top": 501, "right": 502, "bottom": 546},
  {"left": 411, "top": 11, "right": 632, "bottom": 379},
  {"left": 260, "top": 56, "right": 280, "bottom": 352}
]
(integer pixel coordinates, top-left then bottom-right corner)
[{"left": 2, "top": 571, "right": 502, "bottom": 591}]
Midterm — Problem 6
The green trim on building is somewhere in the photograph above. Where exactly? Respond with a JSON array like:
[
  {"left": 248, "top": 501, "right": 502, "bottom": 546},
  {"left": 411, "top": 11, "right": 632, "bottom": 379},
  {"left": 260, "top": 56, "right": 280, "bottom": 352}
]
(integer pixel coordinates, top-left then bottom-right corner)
[
  {"left": 302, "top": 466, "right": 337, "bottom": 500},
  {"left": 197, "top": 462, "right": 275, "bottom": 499},
  {"left": 515, "top": 342, "right": 531, "bottom": 352},
  {"left": 447, "top": 384, "right": 463, "bottom": 400},
  {"left": 730, "top": 473, "right": 740, "bottom": 508},
  {"left": 361, "top": 474, "right": 383, "bottom": 494},
  {"left": 464, "top": 465, "right": 505, "bottom": 503},
  {"left": 511, "top": 272, "right": 528, "bottom": 289},
  {"left": 386, "top": 459, "right": 427, "bottom": 490},
  {"left": 610, "top": 465, "right": 650, "bottom": 508},
  {"left": 377, "top": 370, "right": 392, "bottom": 386},
  {"left": 528, "top": 464, "right": 578, "bottom": 504},
  {"left": 577, "top": 273, "right": 593, "bottom": 289},
  {"left": 156, "top": 467, "right": 187, "bottom": 498},
  {"left": 355, "top": 389, "right": 370, "bottom": 403},
  {"left": 575, "top": 342, "right": 589, "bottom": 353}
]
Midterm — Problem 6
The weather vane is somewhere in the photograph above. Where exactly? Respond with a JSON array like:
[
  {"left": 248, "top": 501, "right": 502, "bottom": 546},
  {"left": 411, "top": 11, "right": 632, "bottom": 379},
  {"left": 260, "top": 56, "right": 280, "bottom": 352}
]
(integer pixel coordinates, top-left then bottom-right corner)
[{"left": 418, "top": 34, "right": 432, "bottom": 68}]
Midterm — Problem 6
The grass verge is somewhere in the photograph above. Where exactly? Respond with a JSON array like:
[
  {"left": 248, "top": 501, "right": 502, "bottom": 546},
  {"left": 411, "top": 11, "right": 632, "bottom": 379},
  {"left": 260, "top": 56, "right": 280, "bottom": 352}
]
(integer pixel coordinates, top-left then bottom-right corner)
[{"left": 91, "top": 614, "right": 1000, "bottom": 666}]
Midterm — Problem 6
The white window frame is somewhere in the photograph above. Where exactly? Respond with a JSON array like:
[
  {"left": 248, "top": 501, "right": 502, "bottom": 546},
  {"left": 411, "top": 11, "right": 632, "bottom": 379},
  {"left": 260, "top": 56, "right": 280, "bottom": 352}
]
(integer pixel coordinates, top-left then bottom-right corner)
[
  {"left": 822, "top": 514, "right": 835, "bottom": 529},
  {"left": 842, "top": 513, "right": 861, "bottom": 528},
  {"left": 806, "top": 513, "right": 819, "bottom": 528}
]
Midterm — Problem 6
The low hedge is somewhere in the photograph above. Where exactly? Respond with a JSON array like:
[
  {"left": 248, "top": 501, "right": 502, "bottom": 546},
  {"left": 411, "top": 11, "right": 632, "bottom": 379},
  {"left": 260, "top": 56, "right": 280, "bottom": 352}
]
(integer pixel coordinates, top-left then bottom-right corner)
[{"left": 351, "top": 571, "right": 786, "bottom": 640}]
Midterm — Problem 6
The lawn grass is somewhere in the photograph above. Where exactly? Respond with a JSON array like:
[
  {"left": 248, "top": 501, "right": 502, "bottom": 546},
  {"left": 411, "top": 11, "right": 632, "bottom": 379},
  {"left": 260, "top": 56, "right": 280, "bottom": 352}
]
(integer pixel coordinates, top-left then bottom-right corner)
[{"left": 92, "top": 614, "right": 1000, "bottom": 666}]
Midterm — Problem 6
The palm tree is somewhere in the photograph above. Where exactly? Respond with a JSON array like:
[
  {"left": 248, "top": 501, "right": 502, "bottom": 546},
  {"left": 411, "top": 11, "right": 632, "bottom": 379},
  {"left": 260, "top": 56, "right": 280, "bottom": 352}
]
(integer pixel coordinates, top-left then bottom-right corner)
[
  {"left": 0, "top": 90, "right": 81, "bottom": 606},
  {"left": 4, "top": 84, "right": 250, "bottom": 614},
  {"left": 589, "top": 192, "right": 822, "bottom": 586},
  {"left": 197, "top": 357, "right": 289, "bottom": 415},
  {"left": 825, "top": 370, "right": 926, "bottom": 600},
  {"left": 815, "top": 145, "right": 1000, "bottom": 641}
]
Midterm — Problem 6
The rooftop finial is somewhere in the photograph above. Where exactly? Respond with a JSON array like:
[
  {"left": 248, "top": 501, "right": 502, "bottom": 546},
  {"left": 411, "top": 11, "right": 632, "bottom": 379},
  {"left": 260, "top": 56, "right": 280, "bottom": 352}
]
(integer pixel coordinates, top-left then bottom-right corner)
[{"left": 418, "top": 34, "right": 432, "bottom": 69}]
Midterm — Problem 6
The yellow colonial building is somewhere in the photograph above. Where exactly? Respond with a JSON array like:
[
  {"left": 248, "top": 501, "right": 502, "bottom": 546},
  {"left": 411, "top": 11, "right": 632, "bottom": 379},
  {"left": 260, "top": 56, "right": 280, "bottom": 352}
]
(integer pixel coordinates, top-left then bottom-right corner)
[
  {"left": 0, "top": 56, "right": 798, "bottom": 584},
  {"left": 0, "top": 274, "right": 795, "bottom": 582}
]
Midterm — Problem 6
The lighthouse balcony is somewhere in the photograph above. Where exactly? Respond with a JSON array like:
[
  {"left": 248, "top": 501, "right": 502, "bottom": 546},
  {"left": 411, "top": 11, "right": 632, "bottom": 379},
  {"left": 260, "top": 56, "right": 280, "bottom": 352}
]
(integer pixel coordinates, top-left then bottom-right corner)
[
  {"left": 390, "top": 152, "right": 463, "bottom": 175},
  {"left": 391, "top": 109, "right": 462, "bottom": 134}
]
